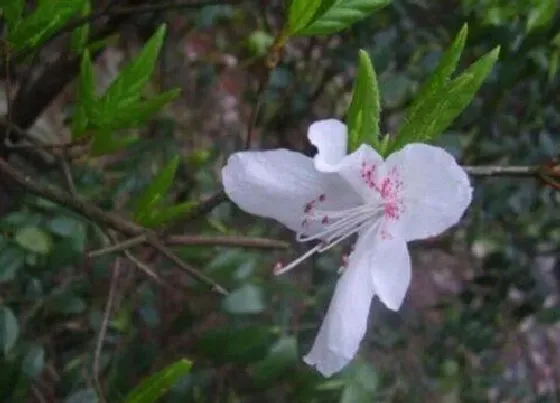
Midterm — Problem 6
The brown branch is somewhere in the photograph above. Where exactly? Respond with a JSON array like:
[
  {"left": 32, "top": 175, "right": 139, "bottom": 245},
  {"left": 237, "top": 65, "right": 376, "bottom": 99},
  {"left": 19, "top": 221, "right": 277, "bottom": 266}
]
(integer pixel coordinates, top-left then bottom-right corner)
[
  {"left": 93, "top": 258, "right": 120, "bottom": 403},
  {"left": 88, "top": 234, "right": 288, "bottom": 257},
  {"left": 0, "top": 156, "right": 227, "bottom": 295},
  {"left": 463, "top": 165, "right": 539, "bottom": 176}
]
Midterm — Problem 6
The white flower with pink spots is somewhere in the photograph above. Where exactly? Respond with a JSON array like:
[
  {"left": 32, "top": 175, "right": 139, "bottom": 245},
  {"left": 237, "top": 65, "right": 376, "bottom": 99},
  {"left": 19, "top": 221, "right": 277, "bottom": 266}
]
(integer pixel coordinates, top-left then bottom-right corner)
[{"left": 221, "top": 119, "right": 472, "bottom": 377}]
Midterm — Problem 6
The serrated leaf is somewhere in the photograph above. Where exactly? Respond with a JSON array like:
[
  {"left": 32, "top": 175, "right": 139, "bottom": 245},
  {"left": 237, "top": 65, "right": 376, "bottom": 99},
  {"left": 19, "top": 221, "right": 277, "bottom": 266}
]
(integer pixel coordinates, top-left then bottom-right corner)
[
  {"left": 70, "top": 0, "right": 91, "bottom": 53},
  {"left": 347, "top": 49, "right": 380, "bottom": 151},
  {"left": 405, "top": 24, "right": 468, "bottom": 126},
  {"left": 100, "top": 24, "right": 166, "bottom": 115},
  {"left": 298, "top": 0, "right": 391, "bottom": 36},
  {"left": 251, "top": 336, "right": 298, "bottom": 383},
  {"left": 124, "top": 359, "right": 192, "bottom": 403},
  {"left": 526, "top": 0, "right": 558, "bottom": 33},
  {"left": 0, "top": 306, "right": 19, "bottom": 355},
  {"left": 0, "top": 0, "right": 24, "bottom": 30},
  {"left": 72, "top": 50, "right": 96, "bottom": 139},
  {"left": 391, "top": 46, "right": 500, "bottom": 152},
  {"left": 14, "top": 227, "right": 53, "bottom": 254},
  {"left": 133, "top": 155, "right": 181, "bottom": 223},
  {"left": 285, "top": 0, "right": 324, "bottom": 35},
  {"left": 7, "top": 0, "right": 86, "bottom": 50},
  {"left": 223, "top": 284, "right": 265, "bottom": 315}
]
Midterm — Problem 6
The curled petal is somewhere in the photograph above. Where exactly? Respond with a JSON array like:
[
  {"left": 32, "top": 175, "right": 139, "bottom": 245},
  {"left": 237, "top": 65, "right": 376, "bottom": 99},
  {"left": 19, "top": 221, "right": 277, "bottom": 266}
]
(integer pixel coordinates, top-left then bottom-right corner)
[
  {"left": 304, "top": 230, "right": 376, "bottom": 377},
  {"left": 307, "top": 119, "right": 348, "bottom": 172},
  {"left": 384, "top": 143, "right": 472, "bottom": 241},
  {"left": 221, "top": 149, "right": 359, "bottom": 235}
]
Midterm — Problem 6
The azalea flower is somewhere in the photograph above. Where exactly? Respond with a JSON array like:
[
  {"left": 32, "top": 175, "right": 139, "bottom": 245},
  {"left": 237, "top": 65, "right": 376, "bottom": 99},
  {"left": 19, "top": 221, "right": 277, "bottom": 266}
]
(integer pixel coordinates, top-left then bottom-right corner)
[{"left": 221, "top": 119, "right": 472, "bottom": 377}]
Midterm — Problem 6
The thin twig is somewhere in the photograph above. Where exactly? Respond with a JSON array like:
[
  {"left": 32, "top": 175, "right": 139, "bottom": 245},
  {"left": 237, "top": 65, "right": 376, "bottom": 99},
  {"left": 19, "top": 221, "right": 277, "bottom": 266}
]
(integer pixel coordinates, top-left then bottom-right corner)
[
  {"left": 463, "top": 165, "right": 539, "bottom": 176},
  {"left": 93, "top": 258, "right": 121, "bottom": 403},
  {"left": 88, "top": 234, "right": 288, "bottom": 257},
  {"left": 0, "top": 156, "right": 228, "bottom": 295}
]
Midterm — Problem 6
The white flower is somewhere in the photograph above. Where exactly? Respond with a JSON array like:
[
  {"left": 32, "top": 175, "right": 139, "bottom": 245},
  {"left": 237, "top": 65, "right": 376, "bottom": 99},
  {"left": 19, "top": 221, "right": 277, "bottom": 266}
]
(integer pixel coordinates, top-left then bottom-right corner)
[{"left": 221, "top": 119, "right": 472, "bottom": 377}]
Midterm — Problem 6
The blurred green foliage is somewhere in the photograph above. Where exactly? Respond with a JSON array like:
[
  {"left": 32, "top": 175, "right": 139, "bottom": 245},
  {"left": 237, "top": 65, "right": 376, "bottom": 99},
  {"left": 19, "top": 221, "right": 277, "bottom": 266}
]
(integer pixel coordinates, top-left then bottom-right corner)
[{"left": 0, "top": 0, "right": 560, "bottom": 402}]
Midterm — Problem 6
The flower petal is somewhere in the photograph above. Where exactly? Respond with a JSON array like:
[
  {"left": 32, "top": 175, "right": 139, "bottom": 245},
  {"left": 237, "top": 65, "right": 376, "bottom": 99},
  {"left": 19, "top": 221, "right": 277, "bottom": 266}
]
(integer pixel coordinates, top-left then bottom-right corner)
[
  {"left": 383, "top": 143, "right": 472, "bottom": 241},
  {"left": 303, "top": 230, "right": 376, "bottom": 377},
  {"left": 365, "top": 232, "right": 411, "bottom": 311},
  {"left": 221, "top": 149, "right": 359, "bottom": 235},
  {"left": 307, "top": 119, "right": 348, "bottom": 172}
]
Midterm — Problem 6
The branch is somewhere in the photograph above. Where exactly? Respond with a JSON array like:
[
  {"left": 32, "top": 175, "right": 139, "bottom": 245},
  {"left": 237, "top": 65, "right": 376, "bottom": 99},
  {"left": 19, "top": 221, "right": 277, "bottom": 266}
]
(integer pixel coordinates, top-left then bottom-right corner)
[
  {"left": 0, "top": 157, "right": 227, "bottom": 295},
  {"left": 88, "top": 234, "right": 288, "bottom": 257},
  {"left": 463, "top": 165, "right": 539, "bottom": 176}
]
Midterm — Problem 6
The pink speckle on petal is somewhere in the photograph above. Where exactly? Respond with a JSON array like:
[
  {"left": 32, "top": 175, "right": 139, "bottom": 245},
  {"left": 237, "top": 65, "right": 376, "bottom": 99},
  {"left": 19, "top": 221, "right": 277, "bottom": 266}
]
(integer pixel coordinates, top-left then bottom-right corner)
[
  {"left": 360, "top": 160, "right": 406, "bottom": 221},
  {"left": 319, "top": 193, "right": 326, "bottom": 202}
]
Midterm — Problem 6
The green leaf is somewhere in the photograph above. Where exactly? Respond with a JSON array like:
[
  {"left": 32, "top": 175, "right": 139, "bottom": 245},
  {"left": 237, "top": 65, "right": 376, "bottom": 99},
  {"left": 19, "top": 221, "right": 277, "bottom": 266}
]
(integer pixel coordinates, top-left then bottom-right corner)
[
  {"left": 72, "top": 50, "right": 96, "bottom": 139},
  {"left": 100, "top": 24, "right": 166, "bottom": 114},
  {"left": 14, "top": 227, "right": 53, "bottom": 254},
  {"left": 223, "top": 284, "right": 266, "bottom": 315},
  {"left": 63, "top": 389, "right": 98, "bottom": 403},
  {"left": 251, "top": 336, "right": 298, "bottom": 383},
  {"left": 140, "top": 200, "right": 197, "bottom": 228},
  {"left": 285, "top": 0, "right": 324, "bottom": 35},
  {"left": 22, "top": 344, "right": 45, "bottom": 379},
  {"left": 0, "top": 0, "right": 24, "bottom": 30},
  {"left": 98, "top": 88, "right": 181, "bottom": 130},
  {"left": 90, "top": 130, "right": 139, "bottom": 156},
  {"left": 405, "top": 24, "right": 468, "bottom": 127},
  {"left": 0, "top": 306, "right": 19, "bottom": 355},
  {"left": 7, "top": 0, "right": 86, "bottom": 50},
  {"left": 347, "top": 50, "right": 380, "bottom": 151},
  {"left": 0, "top": 245, "right": 25, "bottom": 283},
  {"left": 391, "top": 46, "right": 500, "bottom": 152},
  {"left": 197, "top": 325, "right": 272, "bottom": 363},
  {"left": 298, "top": 0, "right": 391, "bottom": 36},
  {"left": 133, "top": 155, "right": 181, "bottom": 223},
  {"left": 340, "top": 361, "right": 379, "bottom": 403},
  {"left": 70, "top": 0, "right": 91, "bottom": 53},
  {"left": 124, "top": 359, "right": 192, "bottom": 403},
  {"left": 526, "top": 0, "right": 558, "bottom": 33}
]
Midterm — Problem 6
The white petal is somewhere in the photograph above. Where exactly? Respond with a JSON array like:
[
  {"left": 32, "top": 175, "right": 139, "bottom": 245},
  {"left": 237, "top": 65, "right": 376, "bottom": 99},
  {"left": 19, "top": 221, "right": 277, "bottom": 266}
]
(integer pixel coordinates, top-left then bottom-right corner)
[
  {"left": 221, "top": 149, "right": 359, "bottom": 235},
  {"left": 364, "top": 231, "right": 411, "bottom": 311},
  {"left": 307, "top": 119, "right": 348, "bottom": 172},
  {"left": 383, "top": 144, "right": 473, "bottom": 241},
  {"left": 303, "top": 231, "right": 376, "bottom": 377}
]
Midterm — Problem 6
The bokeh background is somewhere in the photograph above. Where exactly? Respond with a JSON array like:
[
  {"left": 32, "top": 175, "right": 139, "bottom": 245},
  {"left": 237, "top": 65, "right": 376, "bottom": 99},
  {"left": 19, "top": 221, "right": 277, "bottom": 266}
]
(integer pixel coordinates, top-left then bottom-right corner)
[{"left": 1, "top": 1, "right": 560, "bottom": 402}]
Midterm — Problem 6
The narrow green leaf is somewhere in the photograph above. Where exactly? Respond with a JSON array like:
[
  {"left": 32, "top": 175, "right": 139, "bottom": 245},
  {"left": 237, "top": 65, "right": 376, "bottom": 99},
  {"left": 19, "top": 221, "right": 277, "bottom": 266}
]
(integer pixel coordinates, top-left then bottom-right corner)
[
  {"left": 298, "top": 0, "right": 391, "bottom": 36},
  {"left": 90, "top": 130, "right": 138, "bottom": 156},
  {"left": 347, "top": 50, "right": 380, "bottom": 151},
  {"left": 99, "top": 88, "right": 181, "bottom": 130},
  {"left": 140, "top": 200, "right": 197, "bottom": 228},
  {"left": 124, "top": 359, "right": 192, "bottom": 403},
  {"left": 133, "top": 155, "right": 181, "bottom": 223},
  {"left": 406, "top": 24, "right": 468, "bottom": 124},
  {"left": 0, "top": 0, "right": 24, "bottom": 30},
  {"left": 0, "top": 306, "right": 19, "bottom": 355},
  {"left": 0, "top": 245, "right": 25, "bottom": 283},
  {"left": 71, "top": 50, "right": 96, "bottom": 139},
  {"left": 526, "top": 0, "right": 558, "bottom": 33},
  {"left": 70, "top": 0, "right": 91, "bottom": 53},
  {"left": 14, "top": 227, "right": 53, "bottom": 254},
  {"left": 392, "top": 46, "right": 500, "bottom": 151},
  {"left": 285, "top": 0, "right": 324, "bottom": 35},
  {"left": 101, "top": 24, "right": 166, "bottom": 113},
  {"left": 7, "top": 0, "right": 86, "bottom": 50}
]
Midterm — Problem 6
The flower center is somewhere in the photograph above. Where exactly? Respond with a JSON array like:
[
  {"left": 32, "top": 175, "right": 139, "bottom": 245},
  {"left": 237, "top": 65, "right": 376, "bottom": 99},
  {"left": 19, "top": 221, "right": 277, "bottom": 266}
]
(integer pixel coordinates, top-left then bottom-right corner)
[{"left": 274, "top": 164, "right": 406, "bottom": 276}]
